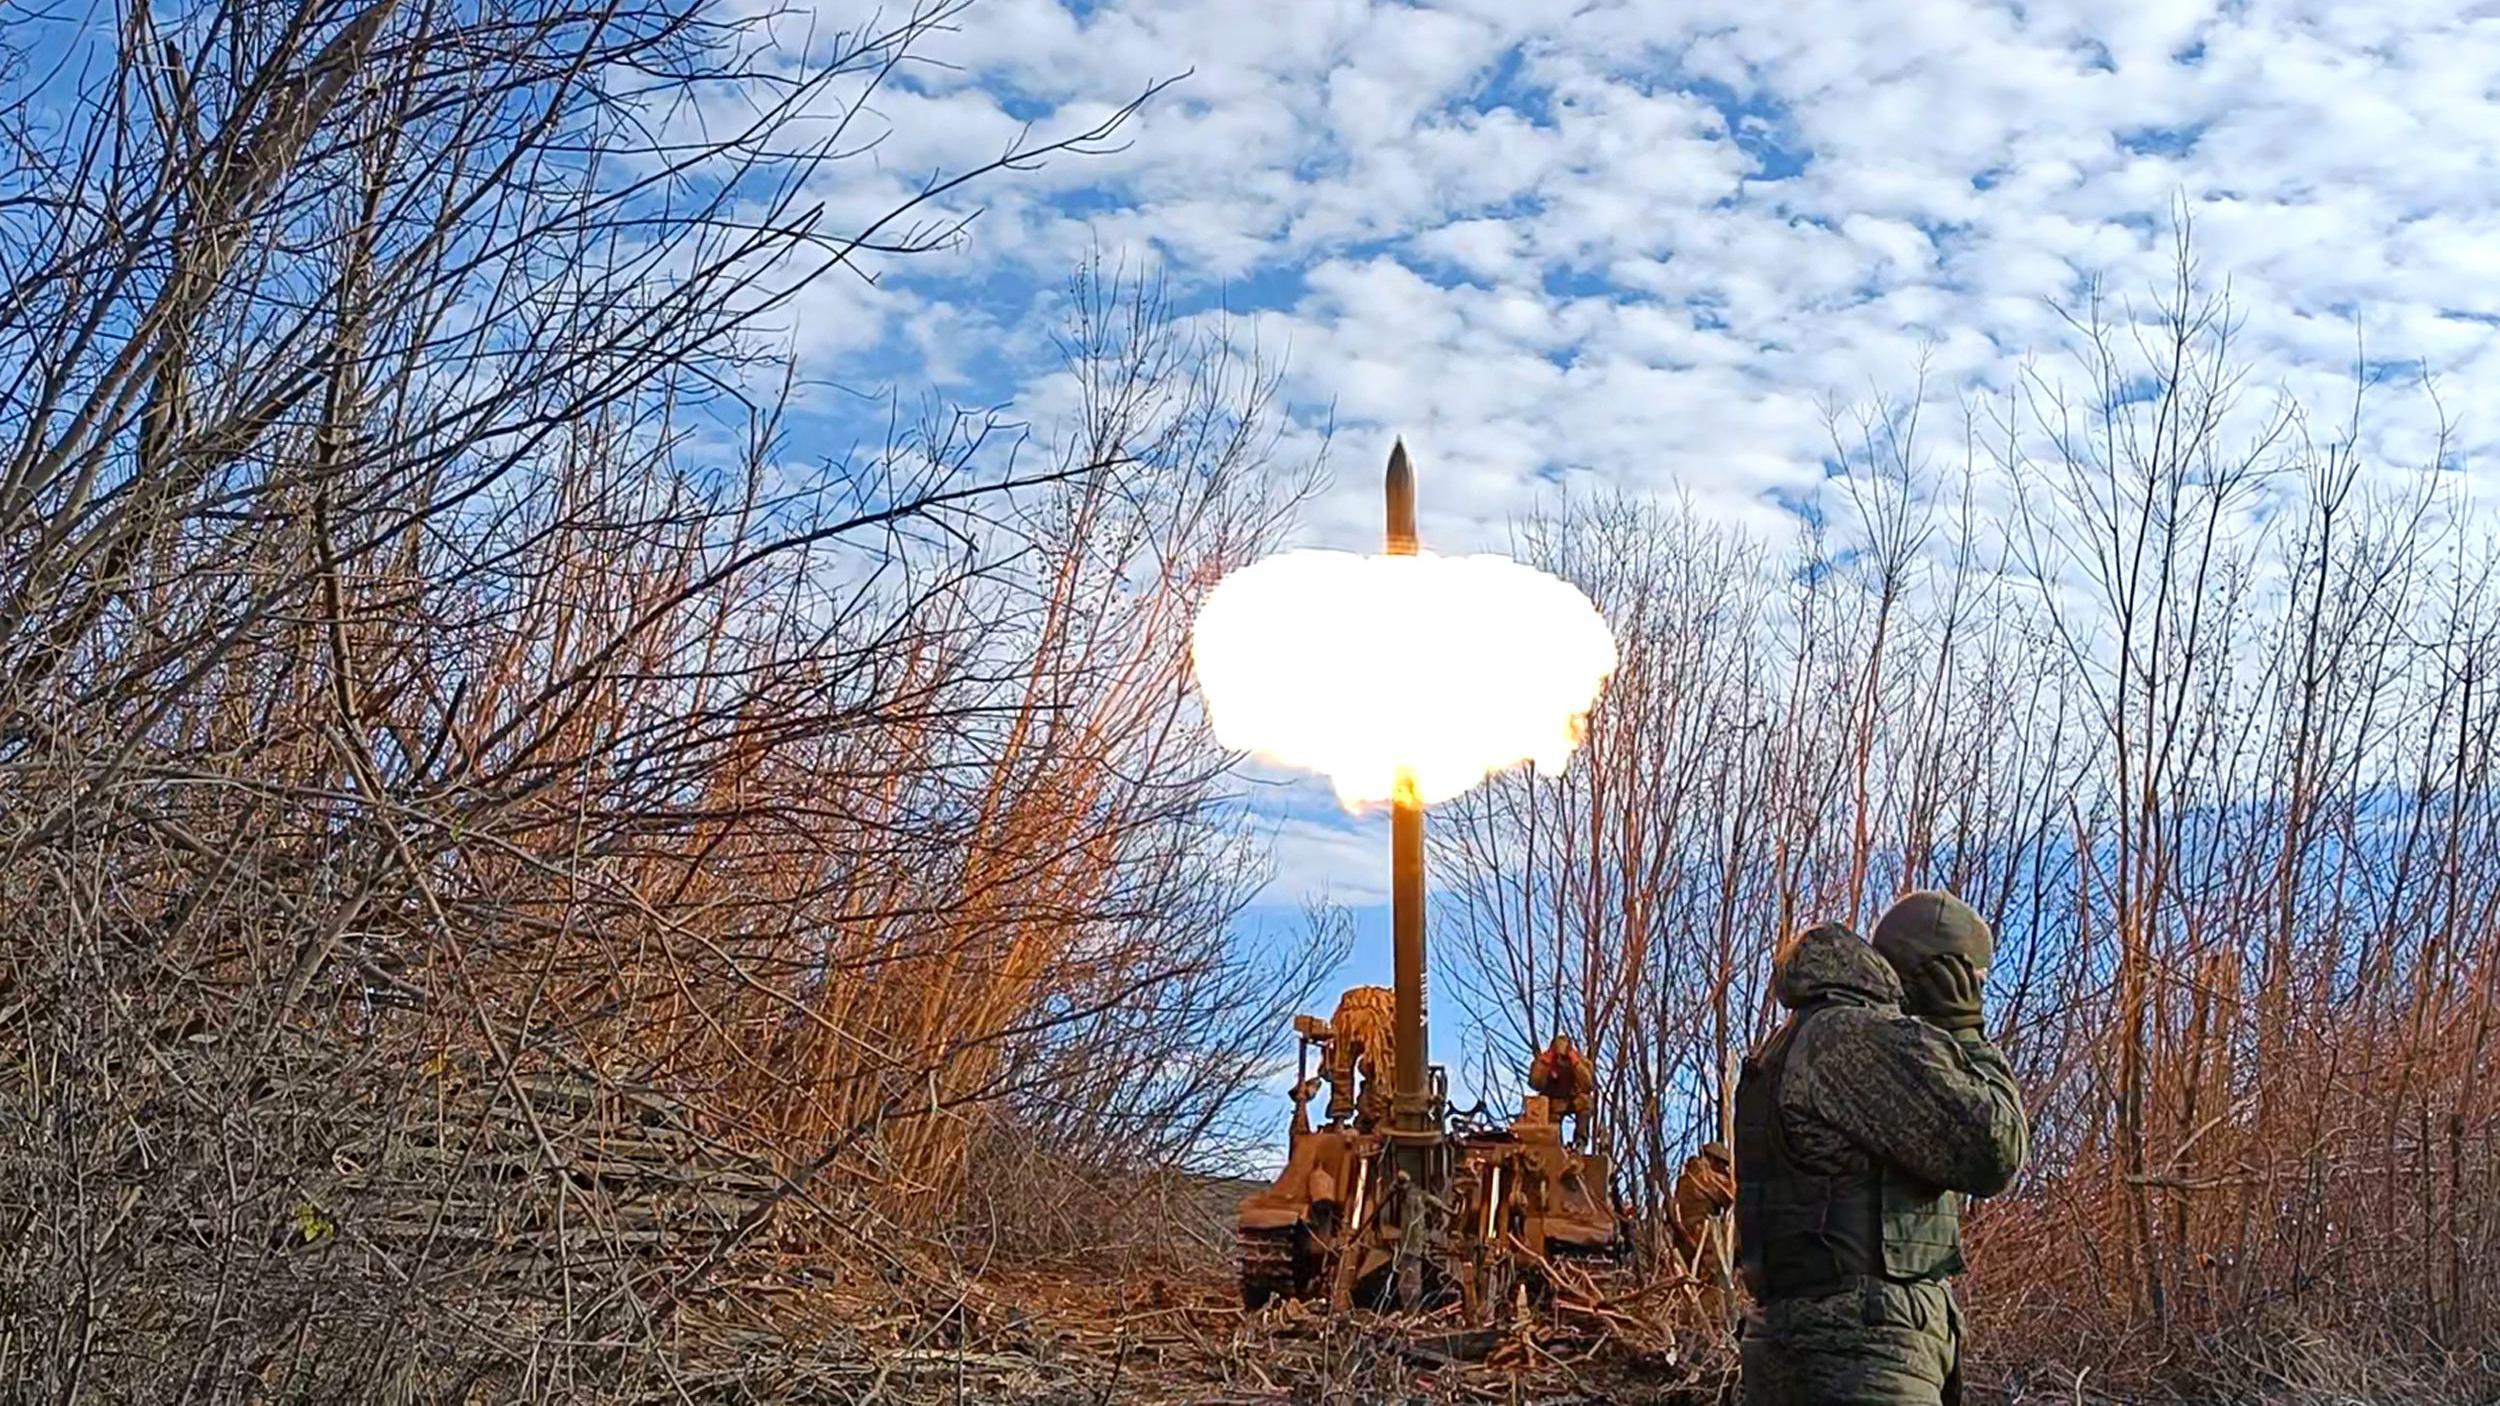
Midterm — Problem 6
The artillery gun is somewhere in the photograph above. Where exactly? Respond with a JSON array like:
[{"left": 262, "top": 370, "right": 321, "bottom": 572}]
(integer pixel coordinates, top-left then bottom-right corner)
[
  {"left": 1235, "top": 988, "right": 1624, "bottom": 1315},
  {"left": 1232, "top": 444, "right": 1626, "bottom": 1318}
]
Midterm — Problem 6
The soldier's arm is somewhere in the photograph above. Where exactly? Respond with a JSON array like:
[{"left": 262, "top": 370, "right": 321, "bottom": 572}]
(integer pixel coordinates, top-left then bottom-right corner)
[{"left": 1793, "top": 1010, "right": 2028, "bottom": 1196}]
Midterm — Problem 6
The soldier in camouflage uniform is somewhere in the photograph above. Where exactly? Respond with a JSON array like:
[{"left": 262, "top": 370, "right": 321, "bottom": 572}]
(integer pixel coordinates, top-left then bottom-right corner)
[
  {"left": 1733, "top": 893, "right": 2027, "bottom": 1406},
  {"left": 1667, "top": 1142, "right": 1736, "bottom": 1322}
]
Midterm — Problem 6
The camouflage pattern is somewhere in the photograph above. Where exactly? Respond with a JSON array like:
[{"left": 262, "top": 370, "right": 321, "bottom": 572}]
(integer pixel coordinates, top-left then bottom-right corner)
[
  {"left": 1742, "top": 1278, "right": 1960, "bottom": 1403},
  {"left": 1738, "top": 924, "right": 2027, "bottom": 1406},
  {"left": 1320, "top": 985, "right": 1394, "bottom": 1127}
]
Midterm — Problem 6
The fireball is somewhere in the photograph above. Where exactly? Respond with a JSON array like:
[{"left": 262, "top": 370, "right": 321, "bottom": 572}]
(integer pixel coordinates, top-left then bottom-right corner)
[{"left": 1190, "top": 548, "right": 1617, "bottom": 809}]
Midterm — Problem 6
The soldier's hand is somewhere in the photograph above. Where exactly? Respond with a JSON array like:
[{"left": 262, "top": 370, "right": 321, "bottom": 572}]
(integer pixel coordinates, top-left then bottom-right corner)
[{"left": 1906, "top": 953, "right": 1986, "bottom": 1032}]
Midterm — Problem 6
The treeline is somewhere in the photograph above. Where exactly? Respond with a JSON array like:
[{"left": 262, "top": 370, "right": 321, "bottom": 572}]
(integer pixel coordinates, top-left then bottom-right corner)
[
  {"left": 1438, "top": 240, "right": 2500, "bottom": 1400},
  {"left": 0, "top": 0, "right": 1330, "bottom": 1396}
]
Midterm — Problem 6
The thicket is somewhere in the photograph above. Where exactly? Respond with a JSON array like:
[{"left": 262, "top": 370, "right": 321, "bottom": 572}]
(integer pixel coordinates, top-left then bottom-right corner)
[
  {"left": 1440, "top": 233, "right": 2500, "bottom": 1401},
  {"left": 4, "top": 0, "right": 2491, "bottom": 1398},
  {"left": 0, "top": 0, "right": 1333, "bottom": 1394}
]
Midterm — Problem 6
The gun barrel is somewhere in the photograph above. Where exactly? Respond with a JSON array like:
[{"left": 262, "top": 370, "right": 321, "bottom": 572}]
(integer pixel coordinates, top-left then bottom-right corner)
[{"left": 1385, "top": 441, "right": 1429, "bottom": 1130}]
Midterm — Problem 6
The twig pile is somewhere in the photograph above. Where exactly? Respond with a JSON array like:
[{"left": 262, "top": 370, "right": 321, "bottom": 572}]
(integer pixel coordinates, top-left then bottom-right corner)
[{"left": 645, "top": 1254, "right": 1734, "bottom": 1406}]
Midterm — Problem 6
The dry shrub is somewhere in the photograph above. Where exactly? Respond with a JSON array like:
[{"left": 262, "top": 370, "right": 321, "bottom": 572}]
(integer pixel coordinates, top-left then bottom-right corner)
[
  {"left": 1439, "top": 226, "right": 2500, "bottom": 1402},
  {"left": 0, "top": 0, "right": 1325, "bottom": 1392}
]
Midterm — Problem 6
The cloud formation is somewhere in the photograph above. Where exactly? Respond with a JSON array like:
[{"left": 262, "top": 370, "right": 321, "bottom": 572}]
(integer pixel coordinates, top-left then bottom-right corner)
[{"left": 778, "top": 0, "right": 2500, "bottom": 907}]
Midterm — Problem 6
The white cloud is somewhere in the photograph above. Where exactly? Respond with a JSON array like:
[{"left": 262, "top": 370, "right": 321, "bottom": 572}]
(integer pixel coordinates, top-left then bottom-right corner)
[
  {"left": 1262, "top": 806, "right": 1393, "bottom": 909},
  {"left": 735, "top": 0, "right": 2500, "bottom": 910}
]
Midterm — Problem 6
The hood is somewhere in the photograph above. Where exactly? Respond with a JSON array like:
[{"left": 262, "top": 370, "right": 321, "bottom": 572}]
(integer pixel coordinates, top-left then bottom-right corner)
[
  {"left": 1774, "top": 922, "right": 1903, "bottom": 1011},
  {"left": 1871, "top": 889, "right": 1995, "bottom": 977}
]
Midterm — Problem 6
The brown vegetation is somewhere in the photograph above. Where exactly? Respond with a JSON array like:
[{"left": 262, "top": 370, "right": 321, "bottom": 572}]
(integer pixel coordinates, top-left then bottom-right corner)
[
  {"left": 1439, "top": 229, "right": 2500, "bottom": 1401},
  {"left": 0, "top": 0, "right": 1335, "bottom": 1394},
  {"left": 3, "top": 0, "right": 2491, "bottom": 1399}
]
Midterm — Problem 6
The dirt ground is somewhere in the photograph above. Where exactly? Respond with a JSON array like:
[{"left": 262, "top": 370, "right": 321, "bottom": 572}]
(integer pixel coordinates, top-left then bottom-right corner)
[{"left": 654, "top": 1259, "right": 1734, "bottom": 1404}]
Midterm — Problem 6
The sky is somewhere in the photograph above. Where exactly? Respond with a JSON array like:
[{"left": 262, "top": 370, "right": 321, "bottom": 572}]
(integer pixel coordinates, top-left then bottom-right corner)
[
  {"left": 753, "top": 0, "right": 2500, "bottom": 1099},
  {"left": 781, "top": 0, "right": 2500, "bottom": 542}
]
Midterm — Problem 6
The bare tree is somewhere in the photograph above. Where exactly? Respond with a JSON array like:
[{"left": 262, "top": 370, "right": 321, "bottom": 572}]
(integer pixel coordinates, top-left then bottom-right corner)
[
  {"left": 0, "top": 0, "right": 1329, "bottom": 1395},
  {"left": 1438, "top": 225, "right": 2500, "bottom": 1401}
]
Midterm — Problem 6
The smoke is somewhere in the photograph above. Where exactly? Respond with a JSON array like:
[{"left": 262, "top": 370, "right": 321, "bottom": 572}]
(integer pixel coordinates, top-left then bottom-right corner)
[{"left": 1190, "top": 549, "right": 1617, "bottom": 809}]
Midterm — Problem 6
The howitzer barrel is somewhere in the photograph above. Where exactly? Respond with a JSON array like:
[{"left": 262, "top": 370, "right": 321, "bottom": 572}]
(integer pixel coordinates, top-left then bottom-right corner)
[
  {"left": 1384, "top": 442, "right": 1429, "bottom": 1132},
  {"left": 1233, "top": 442, "right": 1626, "bottom": 1315}
]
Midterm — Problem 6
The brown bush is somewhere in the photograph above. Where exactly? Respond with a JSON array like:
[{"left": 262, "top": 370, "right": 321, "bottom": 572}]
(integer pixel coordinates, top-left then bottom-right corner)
[
  {"left": 1439, "top": 227, "right": 2500, "bottom": 1402},
  {"left": 0, "top": 0, "right": 1330, "bottom": 1392}
]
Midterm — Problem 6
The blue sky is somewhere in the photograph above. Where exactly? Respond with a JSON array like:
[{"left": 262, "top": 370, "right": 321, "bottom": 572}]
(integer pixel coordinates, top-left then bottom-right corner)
[
  {"left": 747, "top": 0, "right": 2500, "bottom": 1110},
  {"left": 777, "top": 0, "right": 2500, "bottom": 552}
]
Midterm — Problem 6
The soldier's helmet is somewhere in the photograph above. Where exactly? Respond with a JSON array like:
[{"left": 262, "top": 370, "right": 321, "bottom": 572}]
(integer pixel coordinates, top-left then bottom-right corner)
[{"left": 1870, "top": 889, "right": 1993, "bottom": 979}]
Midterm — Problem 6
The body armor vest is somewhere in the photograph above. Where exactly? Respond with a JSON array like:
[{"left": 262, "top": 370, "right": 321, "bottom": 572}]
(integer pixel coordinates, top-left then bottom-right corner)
[{"left": 1734, "top": 1003, "right": 1964, "bottom": 1302}]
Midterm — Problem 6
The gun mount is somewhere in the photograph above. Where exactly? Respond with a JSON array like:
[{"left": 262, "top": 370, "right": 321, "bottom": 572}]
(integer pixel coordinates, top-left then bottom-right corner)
[
  {"left": 1235, "top": 991, "right": 1624, "bottom": 1314},
  {"left": 1233, "top": 444, "right": 1627, "bottom": 1318}
]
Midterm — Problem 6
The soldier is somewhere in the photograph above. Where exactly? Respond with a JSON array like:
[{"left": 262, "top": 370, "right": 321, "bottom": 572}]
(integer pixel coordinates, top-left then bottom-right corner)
[
  {"left": 1667, "top": 1141, "right": 1736, "bottom": 1320},
  {"left": 1733, "top": 893, "right": 2027, "bottom": 1406}
]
